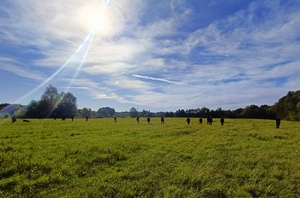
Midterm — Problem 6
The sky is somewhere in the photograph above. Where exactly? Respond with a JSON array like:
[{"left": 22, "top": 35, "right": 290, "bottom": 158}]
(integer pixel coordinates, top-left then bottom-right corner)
[{"left": 0, "top": 0, "right": 300, "bottom": 112}]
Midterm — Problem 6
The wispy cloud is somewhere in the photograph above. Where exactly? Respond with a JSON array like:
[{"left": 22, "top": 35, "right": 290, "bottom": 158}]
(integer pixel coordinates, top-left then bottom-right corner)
[
  {"left": 59, "top": 87, "right": 91, "bottom": 90},
  {"left": 132, "top": 74, "right": 192, "bottom": 86},
  {"left": 0, "top": 57, "right": 45, "bottom": 81},
  {"left": 1, "top": 0, "right": 300, "bottom": 111}
]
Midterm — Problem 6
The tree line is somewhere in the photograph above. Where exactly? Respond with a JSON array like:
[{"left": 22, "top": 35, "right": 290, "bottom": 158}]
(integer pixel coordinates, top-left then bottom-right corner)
[
  {"left": 22, "top": 85, "right": 77, "bottom": 118},
  {"left": 1, "top": 87, "right": 300, "bottom": 121},
  {"left": 166, "top": 90, "right": 299, "bottom": 121},
  {"left": 0, "top": 85, "right": 116, "bottom": 119},
  {"left": 113, "top": 91, "right": 300, "bottom": 121}
]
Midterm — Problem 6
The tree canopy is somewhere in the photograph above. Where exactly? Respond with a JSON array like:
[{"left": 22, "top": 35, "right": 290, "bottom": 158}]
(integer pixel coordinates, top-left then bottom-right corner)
[
  {"left": 271, "top": 90, "right": 300, "bottom": 121},
  {"left": 24, "top": 85, "right": 77, "bottom": 118}
]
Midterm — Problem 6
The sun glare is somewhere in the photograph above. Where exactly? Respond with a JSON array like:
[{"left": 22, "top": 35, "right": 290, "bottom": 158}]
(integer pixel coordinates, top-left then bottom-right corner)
[{"left": 89, "top": 12, "right": 105, "bottom": 31}]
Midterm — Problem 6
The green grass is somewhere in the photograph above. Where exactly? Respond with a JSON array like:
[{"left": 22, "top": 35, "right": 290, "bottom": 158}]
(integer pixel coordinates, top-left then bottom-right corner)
[{"left": 0, "top": 117, "right": 300, "bottom": 197}]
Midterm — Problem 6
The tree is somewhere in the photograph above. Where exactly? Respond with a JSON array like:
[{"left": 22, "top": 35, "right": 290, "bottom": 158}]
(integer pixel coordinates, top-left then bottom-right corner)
[
  {"left": 165, "top": 111, "right": 174, "bottom": 117},
  {"left": 199, "top": 107, "right": 210, "bottom": 117},
  {"left": 41, "top": 85, "right": 59, "bottom": 106},
  {"left": 175, "top": 109, "right": 186, "bottom": 117},
  {"left": 105, "top": 107, "right": 116, "bottom": 117},
  {"left": 38, "top": 85, "right": 59, "bottom": 117},
  {"left": 81, "top": 108, "right": 91, "bottom": 117},
  {"left": 271, "top": 90, "right": 300, "bottom": 120},
  {"left": 129, "top": 107, "right": 138, "bottom": 118},
  {"left": 241, "top": 105, "right": 259, "bottom": 118},
  {"left": 97, "top": 108, "right": 109, "bottom": 117},
  {"left": 233, "top": 108, "right": 244, "bottom": 118},
  {"left": 61, "top": 92, "right": 77, "bottom": 116},
  {"left": 96, "top": 107, "right": 115, "bottom": 118},
  {"left": 215, "top": 107, "right": 224, "bottom": 118},
  {"left": 25, "top": 100, "right": 38, "bottom": 118},
  {"left": 35, "top": 85, "right": 78, "bottom": 118},
  {"left": 36, "top": 100, "right": 49, "bottom": 118}
]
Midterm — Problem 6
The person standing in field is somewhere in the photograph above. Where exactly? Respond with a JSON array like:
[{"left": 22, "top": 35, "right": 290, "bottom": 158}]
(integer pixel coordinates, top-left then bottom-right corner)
[
  {"left": 199, "top": 117, "right": 202, "bottom": 124},
  {"left": 276, "top": 116, "right": 281, "bottom": 128},
  {"left": 186, "top": 117, "right": 190, "bottom": 125},
  {"left": 208, "top": 116, "right": 213, "bottom": 125},
  {"left": 86, "top": 115, "right": 89, "bottom": 122},
  {"left": 71, "top": 114, "right": 74, "bottom": 121},
  {"left": 136, "top": 116, "right": 140, "bottom": 123},
  {"left": 220, "top": 117, "right": 224, "bottom": 126},
  {"left": 114, "top": 116, "right": 117, "bottom": 123},
  {"left": 147, "top": 117, "right": 151, "bottom": 124},
  {"left": 11, "top": 112, "right": 16, "bottom": 123},
  {"left": 161, "top": 117, "right": 164, "bottom": 124}
]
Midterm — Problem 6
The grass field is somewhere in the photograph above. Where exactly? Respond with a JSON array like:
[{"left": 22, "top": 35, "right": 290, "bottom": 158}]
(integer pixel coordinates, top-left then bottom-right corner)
[{"left": 0, "top": 117, "right": 300, "bottom": 197}]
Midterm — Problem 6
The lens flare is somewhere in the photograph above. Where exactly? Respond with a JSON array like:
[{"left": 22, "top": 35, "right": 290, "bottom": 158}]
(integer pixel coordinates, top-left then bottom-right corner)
[{"left": 0, "top": 0, "right": 112, "bottom": 123}]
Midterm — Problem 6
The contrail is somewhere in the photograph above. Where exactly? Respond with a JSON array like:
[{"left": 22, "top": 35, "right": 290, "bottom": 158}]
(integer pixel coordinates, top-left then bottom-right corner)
[
  {"left": 131, "top": 74, "right": 196, "bottom": 87},
  {"left": 132, "top": 74, "right": 183, "bottom": 85}
]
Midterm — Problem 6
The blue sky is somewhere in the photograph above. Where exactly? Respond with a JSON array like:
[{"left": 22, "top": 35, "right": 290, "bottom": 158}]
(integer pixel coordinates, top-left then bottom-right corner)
[{"left": 0, "top": 0, "right": 300, "bottom": 112}]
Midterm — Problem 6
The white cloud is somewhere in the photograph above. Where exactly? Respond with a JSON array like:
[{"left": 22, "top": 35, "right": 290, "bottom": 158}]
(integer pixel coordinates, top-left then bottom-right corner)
[
  {"left": 1, "top": 0, "right": 299, "bottom": 111},
  {"left": 0, "top": 57, "right": 45, "bottom": 81},
  {"left": 60, "top": 78, "right": 100, "bottom": 89}
]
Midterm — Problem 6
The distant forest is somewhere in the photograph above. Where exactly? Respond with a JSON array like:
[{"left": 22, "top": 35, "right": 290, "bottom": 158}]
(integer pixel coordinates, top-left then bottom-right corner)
[
  {"left": 170, "top": 90, "right": 300, "bottom": 121},
  {"left": 1, "top": 86, "right": 300, "bottom": 121}
]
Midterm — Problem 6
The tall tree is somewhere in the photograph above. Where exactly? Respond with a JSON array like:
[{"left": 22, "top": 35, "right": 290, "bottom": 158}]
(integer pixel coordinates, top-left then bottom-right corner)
[
  {"left": 81, "top": 108, "right": 91, "bottom": 117},
  {"left": 39, "top": 85, "right": 59, "bottom": 116},
  {"left": 129, "top": 107, "right": 138, "bottom": 118},
  {"left": 61, "top": 92, "right": 77, "bottom": 116},
  {"left": 41, "top": 84, "right": 59, "bottom": 106},
  {"left": 97, "top": 108, "right": 109, "bottom": 117},
  {"left": 272, "top": 90, "right": 300, "bottom": 120},
  {"left": 175, "top": 109, "right": 187, "bottom": 117},
  {"left": 199, "top": 107, "right": 210, "bottom": 117},
  {"left": 25, "top": 100, "right": 38, "bottom": 118}
]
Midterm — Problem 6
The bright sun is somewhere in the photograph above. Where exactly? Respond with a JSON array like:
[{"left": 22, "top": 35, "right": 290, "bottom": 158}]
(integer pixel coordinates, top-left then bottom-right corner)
[{"left": 89, "top": 12, "right": 105, "bottom": 31}]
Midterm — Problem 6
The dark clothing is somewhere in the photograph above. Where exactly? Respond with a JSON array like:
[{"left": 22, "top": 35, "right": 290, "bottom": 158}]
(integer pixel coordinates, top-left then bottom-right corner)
[
  {"left": 147, "top": 117, "right": 150, "bottom": 124},
  {"left": 220, "top": 117, "right": 224, "bottom": 126},
  {"left": 199, "top": 118, "right": 202, "bottom": 124},
  {"left": 186, "top": 117, "right": 190, "bottom": 125},
  {"left": 114, "top": 117, "right": 117, "bottom": 123},
  {"left": 136, "top": 117, "right": 140, "bottom": 123},
  {"left": 161, "top": 117, "right": 164, "bottom": 124},
  {"left": 71, "top": 114, "right": 74, "bottom": 121},
  {"left": 276, "top": 117, "right": 281, "bottom": 128},
  {"left": 86, "top": 115, "right": 89, "bottom": 122},
  {"left": 207, "top": 116, "right": 213, "bottom": 125}
]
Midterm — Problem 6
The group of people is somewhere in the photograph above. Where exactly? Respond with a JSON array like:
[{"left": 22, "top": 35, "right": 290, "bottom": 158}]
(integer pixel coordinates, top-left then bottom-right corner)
[
  {"left": 10, "top": 112, "right": 282, "bottom": 128},
  {"left": 84, "top": 115, "right": 282, "bottom": 129},
  {"left": 186, "top": 116, "right": 222, "bottom": 126},
  {"left": 135, "top": 116, "right": 164, "bottom": 124},
  {"left": 85, "top": 115, "right": 281, "bottom": 129}
]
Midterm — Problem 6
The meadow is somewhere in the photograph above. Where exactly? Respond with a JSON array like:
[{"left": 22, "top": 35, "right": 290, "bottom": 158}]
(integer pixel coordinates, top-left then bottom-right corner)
[{"left": 0, "top": 117, "right": 300, "bottom": 197}]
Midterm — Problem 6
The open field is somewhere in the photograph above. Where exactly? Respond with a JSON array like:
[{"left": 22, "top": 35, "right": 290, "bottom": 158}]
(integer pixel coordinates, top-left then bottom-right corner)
[{"left": 1, "top": 117, "right": 300, "bottom": 197}]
